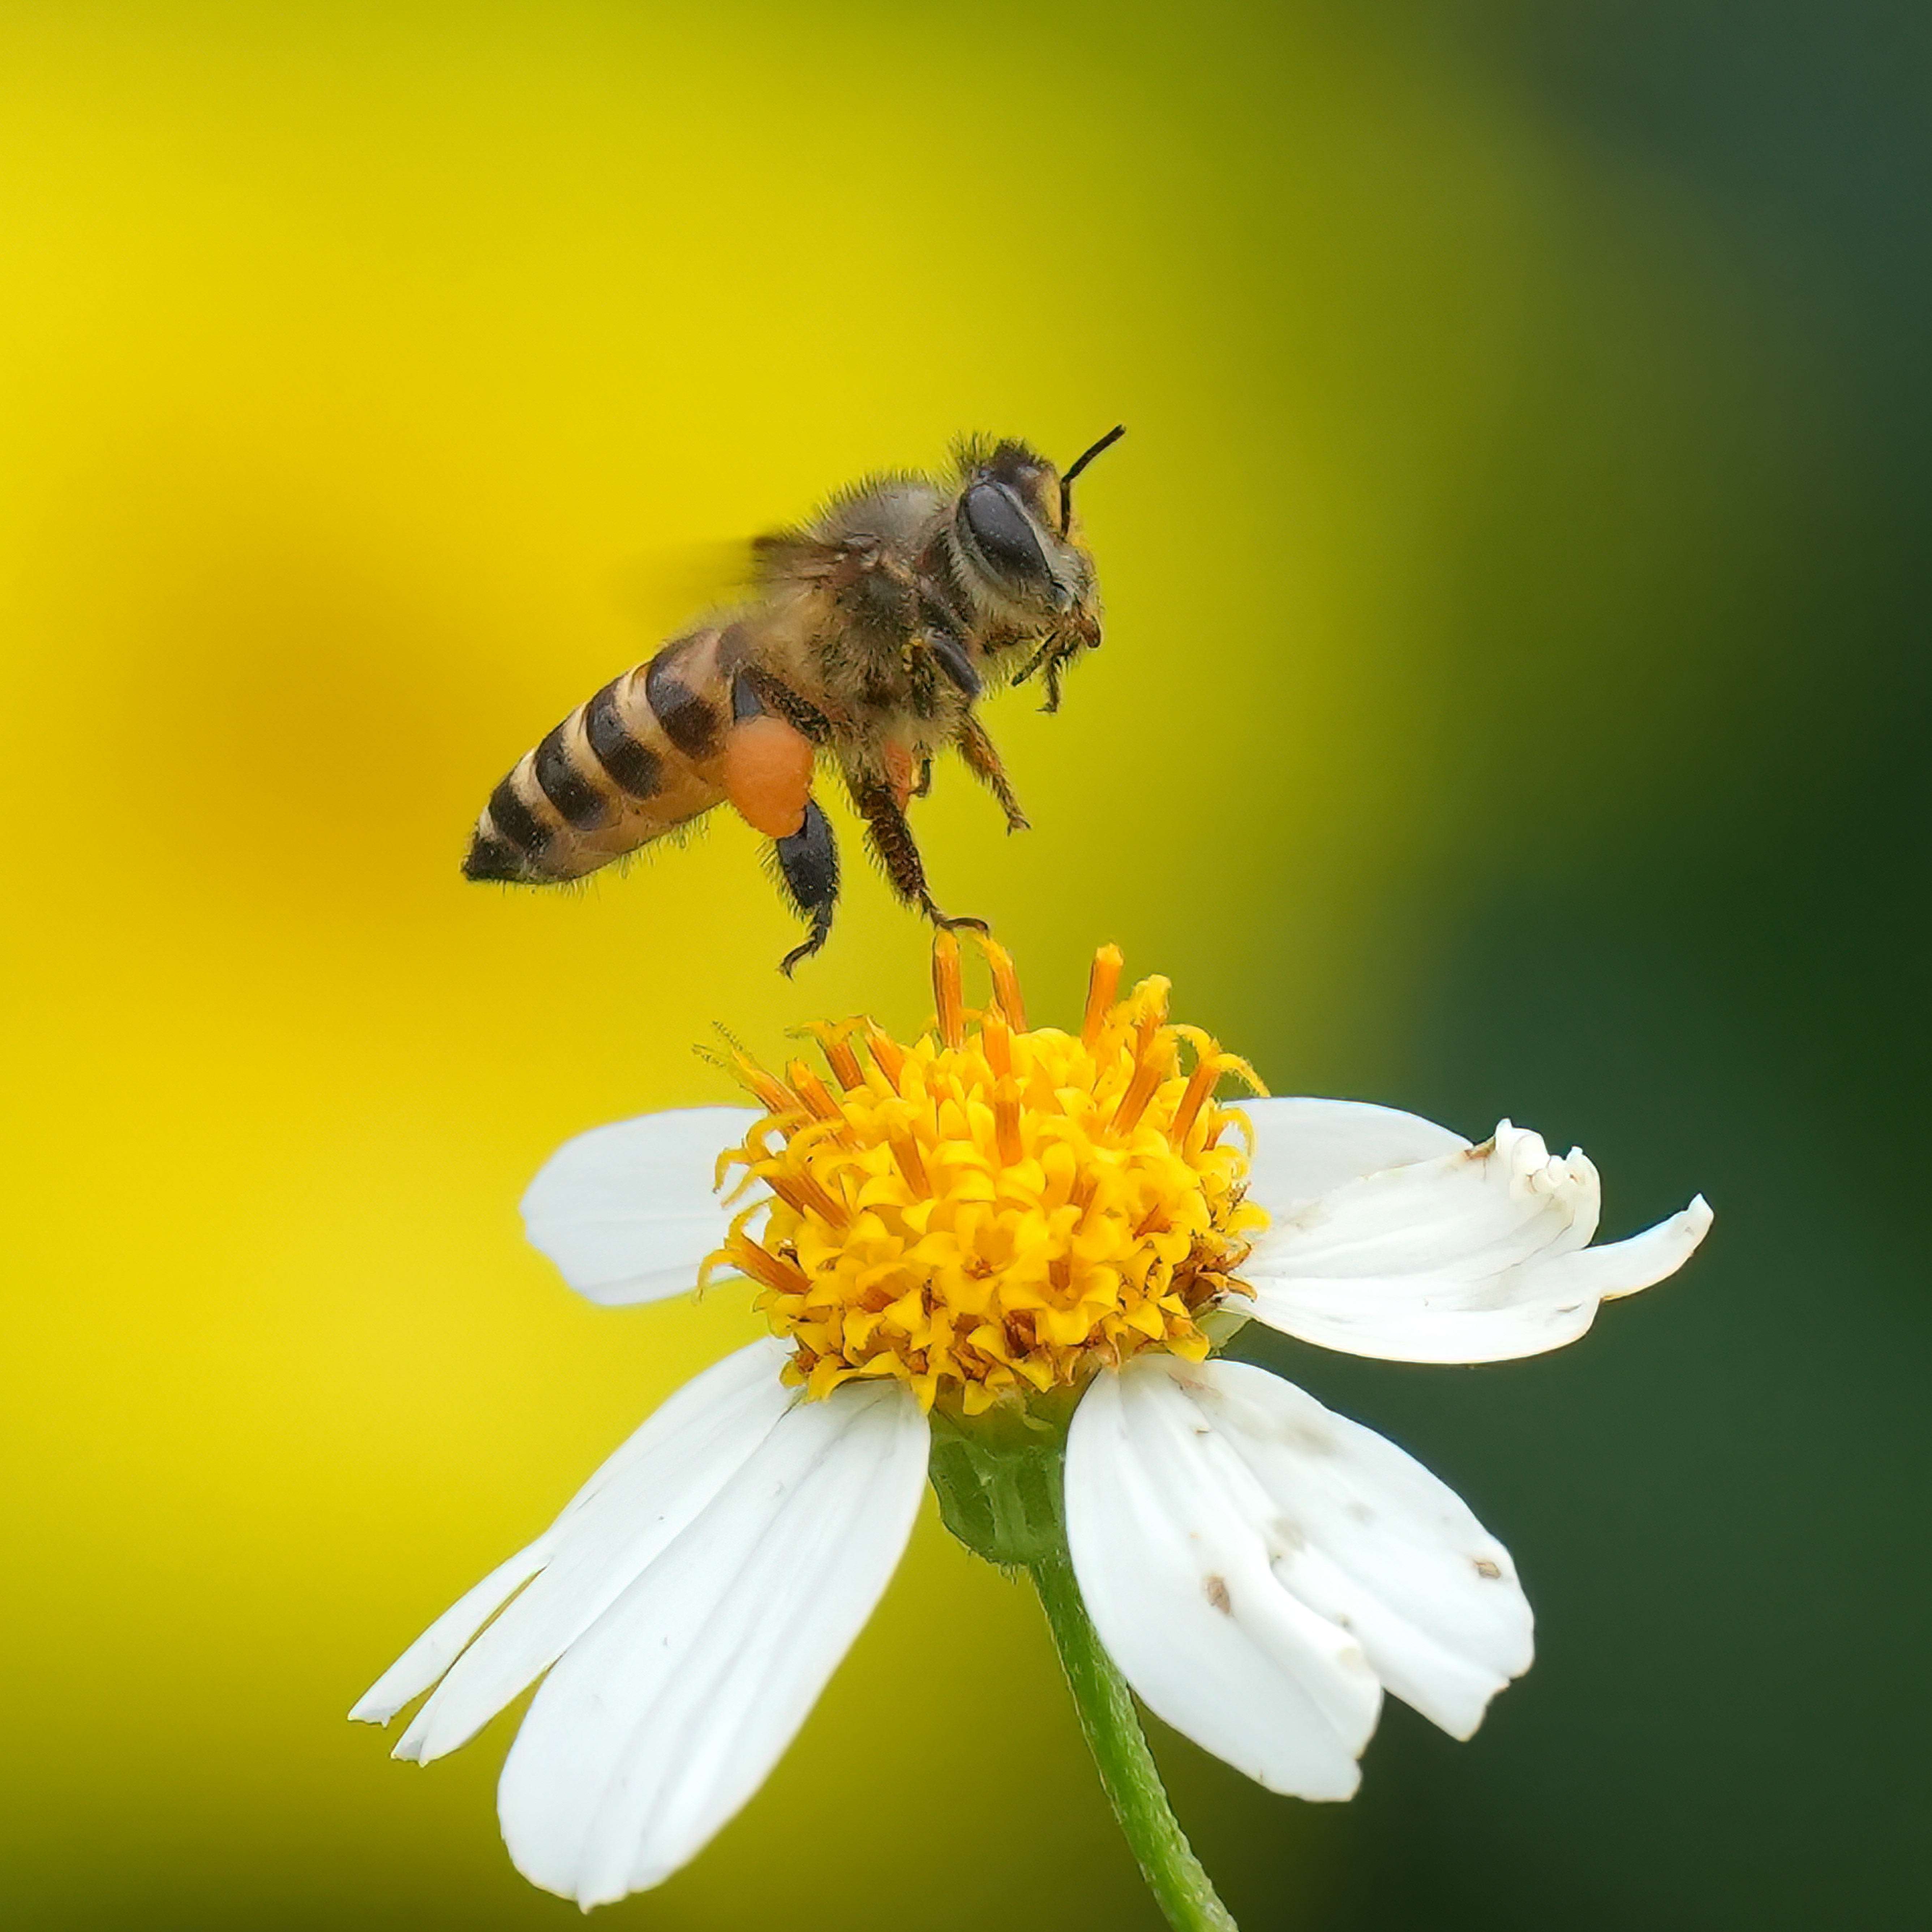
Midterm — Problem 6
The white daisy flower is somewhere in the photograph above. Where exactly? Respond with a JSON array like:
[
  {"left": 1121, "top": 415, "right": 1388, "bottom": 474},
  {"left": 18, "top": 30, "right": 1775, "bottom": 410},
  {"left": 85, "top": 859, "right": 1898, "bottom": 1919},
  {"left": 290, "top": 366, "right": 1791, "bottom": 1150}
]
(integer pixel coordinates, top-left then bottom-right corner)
[{"left": 353, "top": 936, "right": 1710, "bottom": 1914}]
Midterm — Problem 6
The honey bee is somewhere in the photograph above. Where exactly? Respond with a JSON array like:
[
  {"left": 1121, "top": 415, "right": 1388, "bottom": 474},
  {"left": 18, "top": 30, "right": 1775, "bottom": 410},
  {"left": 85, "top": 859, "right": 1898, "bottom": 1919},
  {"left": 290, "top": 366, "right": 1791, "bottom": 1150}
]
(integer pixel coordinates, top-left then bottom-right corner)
[{"left": 463, "top": 427, "right": 1124, "bottom": 970}]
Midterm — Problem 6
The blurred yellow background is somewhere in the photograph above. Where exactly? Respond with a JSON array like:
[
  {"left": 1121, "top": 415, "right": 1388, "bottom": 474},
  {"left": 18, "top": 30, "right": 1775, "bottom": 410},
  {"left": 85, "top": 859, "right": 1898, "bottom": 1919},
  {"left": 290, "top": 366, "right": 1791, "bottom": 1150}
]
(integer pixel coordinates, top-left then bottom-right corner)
[{"left": 5, "top": 3, "right": 1925, "bottom": 1928}]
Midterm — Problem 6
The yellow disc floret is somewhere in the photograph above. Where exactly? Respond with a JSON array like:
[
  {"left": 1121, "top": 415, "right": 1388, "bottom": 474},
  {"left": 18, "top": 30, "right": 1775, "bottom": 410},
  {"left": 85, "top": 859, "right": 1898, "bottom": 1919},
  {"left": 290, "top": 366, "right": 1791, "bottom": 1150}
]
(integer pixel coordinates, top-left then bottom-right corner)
[{"left": 704, "top": 935, "right": 1268, "bottom": 1416}]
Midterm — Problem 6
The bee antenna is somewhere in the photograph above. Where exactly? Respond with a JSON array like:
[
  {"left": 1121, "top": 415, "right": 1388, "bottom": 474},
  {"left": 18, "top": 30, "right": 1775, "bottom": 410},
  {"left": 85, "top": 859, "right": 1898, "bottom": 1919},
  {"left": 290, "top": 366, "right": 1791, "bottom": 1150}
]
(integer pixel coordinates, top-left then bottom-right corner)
[{"left": 1059, "top": 424, "right": 1126, "bottom": 533}]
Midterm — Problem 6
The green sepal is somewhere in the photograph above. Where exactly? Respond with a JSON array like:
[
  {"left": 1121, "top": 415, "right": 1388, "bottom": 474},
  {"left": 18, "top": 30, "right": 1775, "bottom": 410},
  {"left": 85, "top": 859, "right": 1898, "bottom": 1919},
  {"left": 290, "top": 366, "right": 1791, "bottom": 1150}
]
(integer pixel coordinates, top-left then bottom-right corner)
[{"left": 925, "top": 1393, "right": 1074, "bottom": 1570}]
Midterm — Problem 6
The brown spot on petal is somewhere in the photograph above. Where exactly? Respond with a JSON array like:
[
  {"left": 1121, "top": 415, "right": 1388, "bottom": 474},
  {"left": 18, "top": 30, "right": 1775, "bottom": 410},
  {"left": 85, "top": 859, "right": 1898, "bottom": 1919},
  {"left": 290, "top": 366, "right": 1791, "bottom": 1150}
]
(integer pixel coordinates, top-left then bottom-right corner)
[
  {"left": 1473, "top": 1558, "right": 1503, "bottom": 1580},
  {"left": 1203, "top": 1574, "right": 1233, "bottom": 1616}
]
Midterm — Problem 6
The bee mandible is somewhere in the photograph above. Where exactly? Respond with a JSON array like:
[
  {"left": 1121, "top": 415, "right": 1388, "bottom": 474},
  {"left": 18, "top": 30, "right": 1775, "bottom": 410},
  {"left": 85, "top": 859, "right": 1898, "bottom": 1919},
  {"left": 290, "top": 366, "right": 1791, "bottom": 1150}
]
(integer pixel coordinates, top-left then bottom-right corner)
[{"left": 464, "top": 426, "right": 1124, "bottom": 971}]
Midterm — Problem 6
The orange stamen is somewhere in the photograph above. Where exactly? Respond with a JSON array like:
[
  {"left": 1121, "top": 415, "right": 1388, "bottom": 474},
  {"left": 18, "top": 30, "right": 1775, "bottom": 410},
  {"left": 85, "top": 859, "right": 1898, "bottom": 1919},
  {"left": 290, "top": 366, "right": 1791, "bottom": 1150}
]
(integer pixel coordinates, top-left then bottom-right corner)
[
  {"left": 933, "top": 928, "right": 965, "bottom": 1049},
  {"left": 995, "top": 1080, "right": 1023, "bottom": 1167},
  {"left": 767, "top": 1168, "right": 849, "bottom": 1227},
  {"left": 1111, "top": 1053, "right": 1166, "bottom": 1134},
  {"left": 787, "top": 1062, "right": 844, "bottom": 1122},
  {"left": 1083, "top": 945, "right": 1124, "bottom": 1048},
  {"left": 729, "top": 1238, "right": 809, "bottom": 1295},
  {"left": 983, "top": 937, "right": 1028, "bottom": 1031},
  {"left": 864, "top": 1025, "right": 905, "bottom": 1088},
  {"left": 1134, "top": 986, "right": 1170, "bottom": 1051},
  {"left": 889, "top": 1130, "right": 929, "bottom": 1195},
  {"left": 732, "top": 1053, "right": 798, "bottom": 1119},
  {"left": 983, "top": 1004, "right": 1012, "bottom": 1078},
  {"left": 1170, "top": 1053, "right": 1221, "bottom": 1147},
  {"left": 799, "top": 1021, "right": 867, "bottom": 1092}
]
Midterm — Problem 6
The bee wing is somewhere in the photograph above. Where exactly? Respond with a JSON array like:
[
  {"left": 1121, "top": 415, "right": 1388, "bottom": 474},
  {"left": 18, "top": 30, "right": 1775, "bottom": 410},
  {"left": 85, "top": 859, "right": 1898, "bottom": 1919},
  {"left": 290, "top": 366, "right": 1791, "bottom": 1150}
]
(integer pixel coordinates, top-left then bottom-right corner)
[
  {"left": 750, "top": 528, "right": 876, "bottom": 592},
  {"left": 611, "top": 537, "right": 748, "bottom": 632}
]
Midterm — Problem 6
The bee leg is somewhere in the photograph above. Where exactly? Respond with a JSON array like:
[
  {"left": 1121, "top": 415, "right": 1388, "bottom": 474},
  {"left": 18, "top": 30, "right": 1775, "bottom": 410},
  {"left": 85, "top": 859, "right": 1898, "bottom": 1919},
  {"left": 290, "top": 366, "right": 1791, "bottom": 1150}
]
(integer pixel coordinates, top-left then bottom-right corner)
[
  {"left": 850, "top": 778, "right": 987, "bottom": 935},
  {"left": 910, "top": 596, "right": 980, "bottom": 730},
  {"left": 910, "top": 757, "right": 934, "bottom": 799},
  {"left": 920, "top": 609, "right": 983, "bottom": 700},
  {"left": 956, "top": 714, "right": 1029, "bottom": 833},
  {"left": 1039, "top": 652, "right": 1066, "bottom": 715},
  {"left": 738, "top": 666, "right": 835, "bottom": 745},
  {"left": 884, "top": 741, "right": 920, "bottom": 811},
  {"left": 905, "top": 639, "right": 941, "bottom": 719},
  {"left": 1012, "top": 636, "right": 1070, "bottom": 714},
  {"left": 773, "top": 796, "right": 840, "bottom": 975},
  {"left": 1012, "top": 636, "right": 1052, "bottom": 689}
]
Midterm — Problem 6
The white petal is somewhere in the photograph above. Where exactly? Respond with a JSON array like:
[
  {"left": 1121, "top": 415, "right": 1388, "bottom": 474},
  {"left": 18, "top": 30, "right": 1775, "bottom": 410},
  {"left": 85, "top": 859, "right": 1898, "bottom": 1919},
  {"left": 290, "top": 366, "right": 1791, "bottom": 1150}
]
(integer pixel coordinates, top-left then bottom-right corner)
[
  {"left": 1249, "top": 1120, "right": 1601, "bottom": 1280},
  {"left": 1065, "top": 1358, "right": 1381, "bottom": 1800},
  {"left": 1241, "top": 1124, "right": 1705, "bottom": 1364},
  {"left": 1530, "top": 1195, "right": 1715, "bottom": 1303},
  {"left": 1241, "top": 1098, "right": 1470, "bottom": 1219},
  {"left": 1216, "top": 1362, "right": 1518, "bottom": 1719},
  {"left": 497, "top": 1377, "right": 929, "bottom": 1907},
  {"left": 520, "top": 1106, "right": 761, "bottom": 1305},
  {"left": 349, "top": 1545, "right": 554, "bottom": 1726},
  {"left": 384, "top": 1339, "right": 794, "bottom": 1762}
]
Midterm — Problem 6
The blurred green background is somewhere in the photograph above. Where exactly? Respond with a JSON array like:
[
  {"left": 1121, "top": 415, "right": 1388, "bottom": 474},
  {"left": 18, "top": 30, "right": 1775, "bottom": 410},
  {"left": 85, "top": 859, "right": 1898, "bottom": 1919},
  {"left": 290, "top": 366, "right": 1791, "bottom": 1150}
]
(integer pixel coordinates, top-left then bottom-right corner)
[{"left": 4, "top": 2, "right": 1924, "bottom": 1927}]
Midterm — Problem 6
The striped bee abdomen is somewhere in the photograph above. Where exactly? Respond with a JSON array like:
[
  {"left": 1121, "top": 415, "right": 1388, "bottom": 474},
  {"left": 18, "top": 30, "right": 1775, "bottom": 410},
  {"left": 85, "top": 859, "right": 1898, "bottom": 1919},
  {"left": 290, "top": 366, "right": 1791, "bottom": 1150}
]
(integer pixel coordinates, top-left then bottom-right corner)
[{"left": 463, "top": 629, "right": 733, "bottom": 885}]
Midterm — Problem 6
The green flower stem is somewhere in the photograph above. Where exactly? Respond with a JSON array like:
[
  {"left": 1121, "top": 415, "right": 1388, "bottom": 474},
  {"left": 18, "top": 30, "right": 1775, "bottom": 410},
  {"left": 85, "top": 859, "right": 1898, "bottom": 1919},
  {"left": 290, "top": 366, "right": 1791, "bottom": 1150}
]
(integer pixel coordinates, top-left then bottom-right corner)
[{"left": 1030, "top": 1550, "right": 1240, "bottom": 1932}]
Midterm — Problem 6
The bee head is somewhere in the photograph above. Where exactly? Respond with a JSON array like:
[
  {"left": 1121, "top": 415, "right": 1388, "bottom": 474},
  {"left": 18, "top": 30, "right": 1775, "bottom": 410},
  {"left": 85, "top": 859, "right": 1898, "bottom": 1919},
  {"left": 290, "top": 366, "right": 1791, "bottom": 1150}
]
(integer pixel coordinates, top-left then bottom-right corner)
[{"left": 952, "top": 427, "right": 1122, "bottom": 624}]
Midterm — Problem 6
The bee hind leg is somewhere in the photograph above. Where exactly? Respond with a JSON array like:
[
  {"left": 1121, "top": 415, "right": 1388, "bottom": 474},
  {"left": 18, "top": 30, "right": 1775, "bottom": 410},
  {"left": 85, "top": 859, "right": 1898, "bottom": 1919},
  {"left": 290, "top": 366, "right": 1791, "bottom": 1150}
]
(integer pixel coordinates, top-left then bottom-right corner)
[{"left": 773, "top": 797, "right": 840, "bottom": 975}]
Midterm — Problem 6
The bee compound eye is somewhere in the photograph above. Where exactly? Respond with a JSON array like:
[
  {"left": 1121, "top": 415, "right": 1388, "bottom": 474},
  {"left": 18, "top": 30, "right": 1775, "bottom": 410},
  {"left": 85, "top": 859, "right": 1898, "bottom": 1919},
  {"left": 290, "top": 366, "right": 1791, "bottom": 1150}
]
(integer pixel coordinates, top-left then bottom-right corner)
[{"left": 959, "top": 481, "right": 1056, "bottom": 593}]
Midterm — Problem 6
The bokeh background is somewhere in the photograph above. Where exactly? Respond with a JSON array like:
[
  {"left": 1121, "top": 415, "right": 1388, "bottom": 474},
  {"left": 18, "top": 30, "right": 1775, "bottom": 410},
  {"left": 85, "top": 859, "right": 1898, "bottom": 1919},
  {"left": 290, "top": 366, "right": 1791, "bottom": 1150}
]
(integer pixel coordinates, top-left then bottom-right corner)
[{"left": 5, "top": 3, "right": 1925, "bottom": 1927}]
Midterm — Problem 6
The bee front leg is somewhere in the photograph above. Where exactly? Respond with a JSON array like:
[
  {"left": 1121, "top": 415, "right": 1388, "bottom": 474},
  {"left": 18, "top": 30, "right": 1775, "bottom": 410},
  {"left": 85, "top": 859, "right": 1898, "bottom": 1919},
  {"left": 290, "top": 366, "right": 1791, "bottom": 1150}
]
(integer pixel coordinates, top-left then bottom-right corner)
[
  {"left": 850, "top": 777, "right": 986, "bottom": 936},
  {"left": 956, "top": 714, "right": 1029, "bottom": 833},
  {"left": 773, "top": 797, "right": 840, "bottom": 975},
  {"left": 919, "top": 611, "right": 983, "bottom": 701},
  {"left": 1039, "top": 651, "right": 1067, "bottom": 715},
  {"left": 1012, "top": 635, "right": 1072, "bottom": 714}
]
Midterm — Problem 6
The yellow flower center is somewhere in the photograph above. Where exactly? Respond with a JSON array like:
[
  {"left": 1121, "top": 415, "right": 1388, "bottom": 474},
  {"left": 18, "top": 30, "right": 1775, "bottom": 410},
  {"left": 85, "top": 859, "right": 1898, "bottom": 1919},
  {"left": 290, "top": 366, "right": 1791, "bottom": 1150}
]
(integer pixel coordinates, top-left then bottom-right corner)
[{"left": 704, "top": 935, "right": 1268, "bottom": 1416}]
